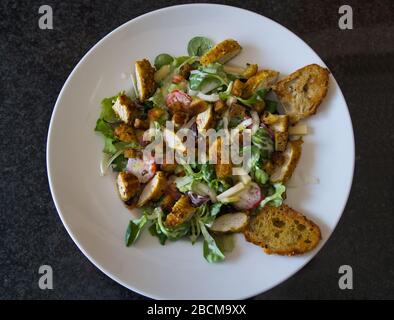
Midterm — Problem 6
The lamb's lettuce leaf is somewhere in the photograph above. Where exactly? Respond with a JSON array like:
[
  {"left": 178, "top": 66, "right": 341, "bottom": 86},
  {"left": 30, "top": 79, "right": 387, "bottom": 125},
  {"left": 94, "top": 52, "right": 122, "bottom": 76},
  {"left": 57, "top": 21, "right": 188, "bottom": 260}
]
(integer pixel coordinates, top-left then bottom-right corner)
[
  {"left": 260, "top": 183, "right": 286, "bottom": 208},
  {"left": 187, "top": 36, "right": 213, "bottom": 56}
]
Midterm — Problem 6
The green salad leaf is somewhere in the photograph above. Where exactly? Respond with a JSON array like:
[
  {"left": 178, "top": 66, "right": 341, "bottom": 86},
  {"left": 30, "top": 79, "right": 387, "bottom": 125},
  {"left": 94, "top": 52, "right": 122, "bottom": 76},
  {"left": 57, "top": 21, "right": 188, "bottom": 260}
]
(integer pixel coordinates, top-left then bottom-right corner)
[
  {"left": 213, "top": 233, "right": 235, "bottom": 253},
  {"left": 199, "top": 221, "right": 225, "bottom": 263},
  {"left": 254, "top": 166, "right": 269, "bottom": 185},
  {"left": 156, "top": 208, "right": 190, "bottom": 240},
  {"left": 236, "top": 89, "right": 267, "bottom": 107},
  {"left": 189, "top": 63, "right": 229, "bottom": 92},
  {"left": 260, "top": 183, "right": 286, "bottom": 208},
  {"left": 99, "top": 96, "right": 118, "bottom": 123},
  {"left": 187, "top": 36, "right": 213, "bottom": 56},
  {"left": 125, "top": 216, "right": 148, "bottom": 246},
  {"left": 264, "top": 99, "right": 278, "bottom": 113},
  {"left": 154, "top": 53, "right": 174, "bottom": 69},
  {"left": 95, "top": 118, "right": 114, "bottom": 138},
  {"left": 172, "top": 55, "right": 192, "bottom": 67},
  {"left": 148, "top": 89, "right": 166, "bottom": 107},
  {"left": 197, "top": 202, "right": 223, "bottom": 227},
  {"left": 112, "top": 154, "right": 128, "bottom": 172},
  {"left": 103, "top": 136, "right": 117, "bottom": 154},
  {"left": 209, "top": 178, "right": 230, "bottom": 194},
  {"left": 251, "top": 127, "right": 274, "bottom": 159},
  {"left": 148, "top": 223, "right": 167, "bottom": 245},
  {"left": 175, "top": 175, "right": 194, "bottom": 192}
]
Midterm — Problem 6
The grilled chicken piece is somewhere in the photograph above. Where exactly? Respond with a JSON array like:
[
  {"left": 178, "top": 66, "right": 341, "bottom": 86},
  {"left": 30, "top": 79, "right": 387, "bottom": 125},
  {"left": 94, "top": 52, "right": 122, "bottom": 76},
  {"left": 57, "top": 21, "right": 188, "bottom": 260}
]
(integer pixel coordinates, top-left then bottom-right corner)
[
  {"left": 242, "top": 63, "right": 258, "bottom": 79},
  {"left": 114, "top": 123, "right": 137, "bottom": 143},
  {"left": 242, "top": 70, "right": 279, "bottom": 98},
  {"left": 112, "top": 95, "right": 135, "bottom": 124},
  {"left": 135, "top": 59, "right": 156, "bottom": 102},
  {"left": 270, "top": 139, "right": 303, "bottom": 183},
  {"left": 165, "top": 195, "right": 196, "bottom": 227},
  {"left": 117, "top": 172, "right": 140, "bottom": 201},
  {"left": 200, "top": 39, "right": 242, "bottom": 66},
  {"left": 137, "top": 171, "right": 166, "bottom": 207}
]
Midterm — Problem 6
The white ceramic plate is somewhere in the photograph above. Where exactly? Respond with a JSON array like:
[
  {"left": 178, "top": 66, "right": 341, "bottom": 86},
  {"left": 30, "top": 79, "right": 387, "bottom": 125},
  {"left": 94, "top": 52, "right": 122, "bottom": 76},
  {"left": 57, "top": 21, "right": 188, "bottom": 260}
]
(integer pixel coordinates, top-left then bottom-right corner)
[{"left": 47, "top": 4, "right": 354, "bottom": 299}]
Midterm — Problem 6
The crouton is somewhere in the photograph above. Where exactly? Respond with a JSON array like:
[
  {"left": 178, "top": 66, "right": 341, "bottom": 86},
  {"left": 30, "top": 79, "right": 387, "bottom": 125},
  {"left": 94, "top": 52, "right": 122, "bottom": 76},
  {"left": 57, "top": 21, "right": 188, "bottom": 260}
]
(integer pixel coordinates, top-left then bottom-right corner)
[
  {"left": 160, "top": 162, "right": 177, "bottom": 173},
  {"left": 172, "top": 112, "right": 189, "bottom": 128},
  {"left": 117, "top": 172, "right": 140, "bottom": 201},
  {"left": 196, "top": 106, "right": 214, "bottom": 132},
  {"left": 228, "top": 103, "right": 247, "bottom": 119},
  {"left": 114, "top": 123, "right": 137, "bottom": 143},
  {"left": 209, "top": 137, "right": 232, "bottom": 179},
  {"left": 270, "top": 139, "right": 303, "bottom": 183},
  {"left": 272, "top": 64, "right": 329, "bottom": 124},
  {"left": 137, "top": 171, "right": 166, "bottom": 207},
  {"left": 200, "top": 39, "right": 242, "bottom": 66},
  {"left": 189, "top": 98, "right": 209, "bottom": 115},
  {"left": 253, "top": 101, "right": 266, "bottom": 114},
  {"left": 262, "top": 113, "right": 289, "bottom": 151},
  {"left": 262, "top": 160, "right": 275, "bottom": 175},
  {"left": 123, "top": 148, "right": 139, "bottom": 158},
  {"left": 165, "top": 195, "right": 196, "bottom": 227},
  {"left": 112, "top": 95, "right": 135, "bottom": 124},
  {"left": 242, "top": 70, "right": 279, "bottom": 98},
  {"left": 148, "top": 107, "right": 167, "bottom": 123},
  {"left": 231, "top": 79, "right": 245, "bottom": 97},
  {"left": 135, "top": 59, "right": 157, "bottom": 102},
  {"left": 216, "top": 163, "right": 233, "bottom": 179},
  {"left": 179, "top": 63, "right": 193, "bottom": 79},
  {"left": 133, "top": 118, "right": 149, "bottom": 130},
  {"left": 214, "top": 100, "right": 227, "bottom": 114},
  {"left": 244, "top": 204, "right": 321, "bottom": 255}
]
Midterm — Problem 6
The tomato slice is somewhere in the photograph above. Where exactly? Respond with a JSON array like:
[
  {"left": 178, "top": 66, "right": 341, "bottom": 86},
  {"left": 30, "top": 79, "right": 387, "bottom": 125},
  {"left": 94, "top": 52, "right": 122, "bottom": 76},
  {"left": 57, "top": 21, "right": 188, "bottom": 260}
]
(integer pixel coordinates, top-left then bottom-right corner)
[
  {"left": 166, "top": 90, "right": 192, "bottom": 112},
  {"left": 172, "top": 75, "right": 185, "bottom": 84}
]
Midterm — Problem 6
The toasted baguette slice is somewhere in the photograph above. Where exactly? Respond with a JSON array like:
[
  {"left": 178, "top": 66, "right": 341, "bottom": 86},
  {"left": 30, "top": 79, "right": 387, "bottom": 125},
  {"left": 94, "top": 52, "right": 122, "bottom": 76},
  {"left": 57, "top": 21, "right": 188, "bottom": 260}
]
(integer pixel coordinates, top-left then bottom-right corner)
[
  {"left": 273, "top": 64, "right": 329, "bottom": 124},
  {"left": 244, "top": 204, "right": 321, "bottom": 255}
]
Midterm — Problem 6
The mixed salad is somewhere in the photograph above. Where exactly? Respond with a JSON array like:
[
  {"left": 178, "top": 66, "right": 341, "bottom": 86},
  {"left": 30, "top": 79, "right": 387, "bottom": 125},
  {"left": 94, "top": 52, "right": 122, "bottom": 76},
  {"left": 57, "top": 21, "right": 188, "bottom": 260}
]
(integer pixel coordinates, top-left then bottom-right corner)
[{"left": 94, "top": 37, "right": 328, "bottom": 262}]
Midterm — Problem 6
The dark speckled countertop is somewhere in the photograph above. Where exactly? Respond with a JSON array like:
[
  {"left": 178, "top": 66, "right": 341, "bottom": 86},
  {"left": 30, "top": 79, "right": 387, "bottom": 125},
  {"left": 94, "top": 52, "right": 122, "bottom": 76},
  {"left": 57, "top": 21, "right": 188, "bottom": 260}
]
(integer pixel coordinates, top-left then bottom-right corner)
[{"left": 1, "top": 0, "right": 393, "bottom": 299}]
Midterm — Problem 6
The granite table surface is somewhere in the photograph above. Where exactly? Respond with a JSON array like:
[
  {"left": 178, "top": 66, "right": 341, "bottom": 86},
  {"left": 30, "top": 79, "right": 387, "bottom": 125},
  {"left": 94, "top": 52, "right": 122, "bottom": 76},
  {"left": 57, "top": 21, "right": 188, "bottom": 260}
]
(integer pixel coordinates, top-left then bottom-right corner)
[{"left": 1, "top": 0, "right": 393, "bottom": 299}]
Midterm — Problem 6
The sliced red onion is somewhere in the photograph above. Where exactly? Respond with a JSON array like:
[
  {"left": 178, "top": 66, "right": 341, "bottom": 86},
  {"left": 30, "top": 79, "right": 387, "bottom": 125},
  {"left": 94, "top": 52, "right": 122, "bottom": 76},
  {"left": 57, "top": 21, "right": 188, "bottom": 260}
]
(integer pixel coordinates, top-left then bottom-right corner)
[
  {"left": 186, "top": 191, "right": 210, "bottom": 206},
  {"left": 260, "top": 123, "right": 275, "bottom": 141}
]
